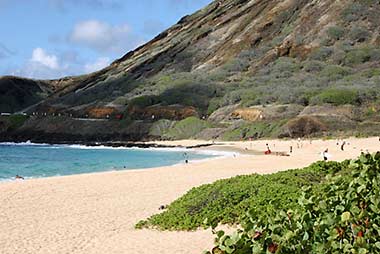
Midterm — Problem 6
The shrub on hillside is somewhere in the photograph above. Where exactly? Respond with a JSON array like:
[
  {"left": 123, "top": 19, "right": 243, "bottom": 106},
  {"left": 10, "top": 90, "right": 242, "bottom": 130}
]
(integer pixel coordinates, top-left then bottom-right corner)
[
  {"left": 357, "top": 89, "right": 380, "bottom": 104},
  {"left": 221, "top": 58, "right": 250, "bottom": 73},
  {"left": 330, "top": 47, "right": 347, "bottom": 65},
  {"left": 164, "top": 117, "right": 211, "bottom": 139},
  {"left": 344, "top": 49, "right": 371, "bottom": 66},
  {"left": 311, "top": 89, "right": 359, "bottom": 106},
  {"left": 341, "top": 2, "right": 368, "bottom": 22},
  {"left": 240, "top": 90, "right": 258, "bottom": 107},
  {"left": 8, "top": 114, "right": 29, "bottom": 130},
  {"left": 148, "top": 119, "right": 175, "bottom": 137},
  {"left": 361, "top": 69, "right": 380, "bottom": 78},
  {"left": 221, "top": 91, "right": 244, "bottom": 106},
  {"left": 326, "top": 26, "right": 345, "bottom": 41},
  {"left": 310, "top": 47, "right": 333, "bottom": 61},
  {"left": 222, "top": 121, "right": 287, "bottom": 141},
  {"left": 349, "top": 26, "right": 370, "bottom": 42},
  {"left": 281, "top": 116, "right": 327, "bottom": 138},
  {"left": 320, "top": 65, "right": 352, "bottom": 81},
  {"left": 302, "top": 60, "right": 324, "bottom": 73},
  {"left": 207, "top": 98, "right": 223, "bottom": 115},
  {"left": 271, "top": 57, "right": 301, "bottom": 77},
  {"left": 128, "top": 95, "right": 159, "bottom": 108},
  {"left": 158, "top": 83, "right": 217, "bottom": 112}
]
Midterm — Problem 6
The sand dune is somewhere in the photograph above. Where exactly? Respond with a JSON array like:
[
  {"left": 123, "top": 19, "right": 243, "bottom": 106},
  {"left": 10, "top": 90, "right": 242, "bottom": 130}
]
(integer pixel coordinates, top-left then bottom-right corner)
[{"left": 0, "top": 137, "right": 379, "bottom": 254}]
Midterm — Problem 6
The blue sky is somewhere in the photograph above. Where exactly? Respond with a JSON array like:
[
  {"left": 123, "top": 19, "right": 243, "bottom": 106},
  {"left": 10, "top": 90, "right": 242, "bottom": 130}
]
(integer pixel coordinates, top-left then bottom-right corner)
[{"left": 0, "top": 0, "right": 212, "bottom": 79}]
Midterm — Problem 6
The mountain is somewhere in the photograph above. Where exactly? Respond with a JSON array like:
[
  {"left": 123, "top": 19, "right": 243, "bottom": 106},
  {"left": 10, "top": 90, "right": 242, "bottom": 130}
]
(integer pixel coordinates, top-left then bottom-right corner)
[
  {"left": 0, "top": 76, "right": 54, "bottom": 113},
  {"left": 1, "top": 0, "right": 380, "bottom": 142}
]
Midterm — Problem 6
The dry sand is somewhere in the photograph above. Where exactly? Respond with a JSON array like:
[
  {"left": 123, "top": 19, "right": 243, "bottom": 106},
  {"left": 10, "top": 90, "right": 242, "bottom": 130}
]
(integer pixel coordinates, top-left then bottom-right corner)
[{"left": 0, "top": 137, "right": 379, "bottom": 254}]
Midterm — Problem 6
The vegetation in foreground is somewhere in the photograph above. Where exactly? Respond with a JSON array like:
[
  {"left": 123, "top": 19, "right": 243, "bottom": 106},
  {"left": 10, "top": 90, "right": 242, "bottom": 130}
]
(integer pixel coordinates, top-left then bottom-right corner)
[
  {"left": 136, "top": 161, "right": 348, "bottom": 230},
  {"left": 207, "top": 153, "right": 380, "bottom": 254},
  {"left": 137, "top": 153, "right": 380, "bottom": 253}
]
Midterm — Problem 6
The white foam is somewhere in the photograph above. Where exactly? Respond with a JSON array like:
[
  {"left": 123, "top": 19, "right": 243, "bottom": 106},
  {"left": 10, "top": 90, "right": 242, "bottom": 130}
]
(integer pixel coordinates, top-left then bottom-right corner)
[
  {"left": 60, "top": 144, "right": 232, "bottom": 156},
  {"left": 0, "top": 141, "right": 50, "bottom": 146},
  {"left": 1, "top": 141, "right": 237, "bottom": 159},
  {"left": 0, "top": 176, "right": 35, "bottom": 182}
]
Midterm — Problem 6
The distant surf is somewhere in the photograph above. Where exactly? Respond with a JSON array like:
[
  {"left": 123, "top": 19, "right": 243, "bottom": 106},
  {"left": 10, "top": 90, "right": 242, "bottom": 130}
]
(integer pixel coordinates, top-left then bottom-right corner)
[{"left": 0, "top": 143, "right": 219, "bottom": 181}]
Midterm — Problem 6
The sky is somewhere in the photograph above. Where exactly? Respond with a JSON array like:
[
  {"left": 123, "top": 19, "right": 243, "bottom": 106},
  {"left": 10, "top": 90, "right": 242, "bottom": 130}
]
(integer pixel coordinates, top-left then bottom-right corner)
[{"left": 0, "top": 0, "right": 212, "bottom": 79}]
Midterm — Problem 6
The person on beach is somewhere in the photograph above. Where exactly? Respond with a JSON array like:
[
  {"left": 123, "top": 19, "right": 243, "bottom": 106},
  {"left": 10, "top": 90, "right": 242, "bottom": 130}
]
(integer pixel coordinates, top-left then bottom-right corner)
[
  {"left": 341, "top": 141, "right": 346, "bottom": 151},
  {"left": 265, "top": 143, "right": 271, "bottom": 155},
  {"left": 290, "top": 146, "right": 293, "bottom": 154},
  {"left": 159, "top": 205, "right": 167, "bottom": 210},
  {"left": 323, "top": 149, "right": 329, "bottom": 161},
  {"left": 297, "top": 137, "right": 302, "bottom": 149}
]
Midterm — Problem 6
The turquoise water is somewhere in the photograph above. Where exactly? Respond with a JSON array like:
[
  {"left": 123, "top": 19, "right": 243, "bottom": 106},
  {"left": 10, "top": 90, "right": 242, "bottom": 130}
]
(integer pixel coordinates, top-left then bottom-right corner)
[{"left": 0, "top": 143, "right": 217, "bottom": 181}]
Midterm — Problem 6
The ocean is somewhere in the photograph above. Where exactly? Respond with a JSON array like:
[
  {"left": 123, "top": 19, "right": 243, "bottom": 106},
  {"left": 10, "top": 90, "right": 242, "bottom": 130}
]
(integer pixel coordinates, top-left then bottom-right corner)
[{"left": 0, "top": 142, "right": 219, "bottom": 181}]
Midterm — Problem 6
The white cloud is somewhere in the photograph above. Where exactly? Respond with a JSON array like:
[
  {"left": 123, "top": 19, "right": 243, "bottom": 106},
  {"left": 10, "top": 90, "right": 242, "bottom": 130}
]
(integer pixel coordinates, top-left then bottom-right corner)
[
  {"left": 7, "top": 47, "right": 74, "bottom": 79},
  {"left": 30, "top": 48, "right": 59, "bottom": 69},
  {"left": 11, "top": 64, "right": 61, "bottom": 80},
  {"left": 84, "top": 57, "right": 110, "bottom": 73},
  {"left": 69, "top": 20, "right": 143, "bottom": 54},
  {"left": 70, "top": 20, "right": 118, "bottom": 49},
  {"left": 4, "top": 47, "right": 113, "bottom": 79}
]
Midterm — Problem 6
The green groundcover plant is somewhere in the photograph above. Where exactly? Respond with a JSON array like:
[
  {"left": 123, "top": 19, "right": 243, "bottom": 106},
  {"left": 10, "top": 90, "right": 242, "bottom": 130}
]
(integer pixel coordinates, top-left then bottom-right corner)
[
  {"left": 207, "top": 153, "right": 380, "bottom": 254},
  {"left": 136, "top": 161, "right": 348, "bottom": 230}
]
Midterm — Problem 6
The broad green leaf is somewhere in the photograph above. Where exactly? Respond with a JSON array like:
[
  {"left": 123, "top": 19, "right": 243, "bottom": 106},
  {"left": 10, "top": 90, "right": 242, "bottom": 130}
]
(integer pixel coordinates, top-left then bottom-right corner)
[
  {"left": 303, "top": 232, "right": 309, "bottom": 241},
  {"left": 357, "top": 185, "right": 366, "bottom": 193},
  {"left": 341, "top": 212, "right": 351, "bottom": 222}
]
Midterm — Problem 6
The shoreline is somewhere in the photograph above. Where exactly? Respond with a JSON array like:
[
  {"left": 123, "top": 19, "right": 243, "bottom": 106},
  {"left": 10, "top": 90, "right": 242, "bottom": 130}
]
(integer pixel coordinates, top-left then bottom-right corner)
[
  {"left": 0, "top": 142, "right": 236, "bottom": 183},
  {"left": 0, "top": 137, "right": 379, "bottom": 254},
  {"left": 0, "top": 139, "right": 218, "bottom": 149},
  {"left": 0, "top": 148, "right": 236, "bottom": 184}
]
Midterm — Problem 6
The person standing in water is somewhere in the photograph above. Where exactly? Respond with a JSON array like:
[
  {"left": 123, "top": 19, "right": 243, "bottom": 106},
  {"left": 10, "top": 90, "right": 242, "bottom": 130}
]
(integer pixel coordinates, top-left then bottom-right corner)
[
  {"left": 183, "top": 152, "right": 189, "bottom": 164},
  {"left": 15, "top": 175, "right": 24, "bottom": 180}
]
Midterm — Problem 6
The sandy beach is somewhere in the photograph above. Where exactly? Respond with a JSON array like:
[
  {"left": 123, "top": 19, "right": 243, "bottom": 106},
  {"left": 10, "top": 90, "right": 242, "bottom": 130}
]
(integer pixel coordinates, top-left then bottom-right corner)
[{"left": 1, "top": 137, "right": 379, "bottom": 254}]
